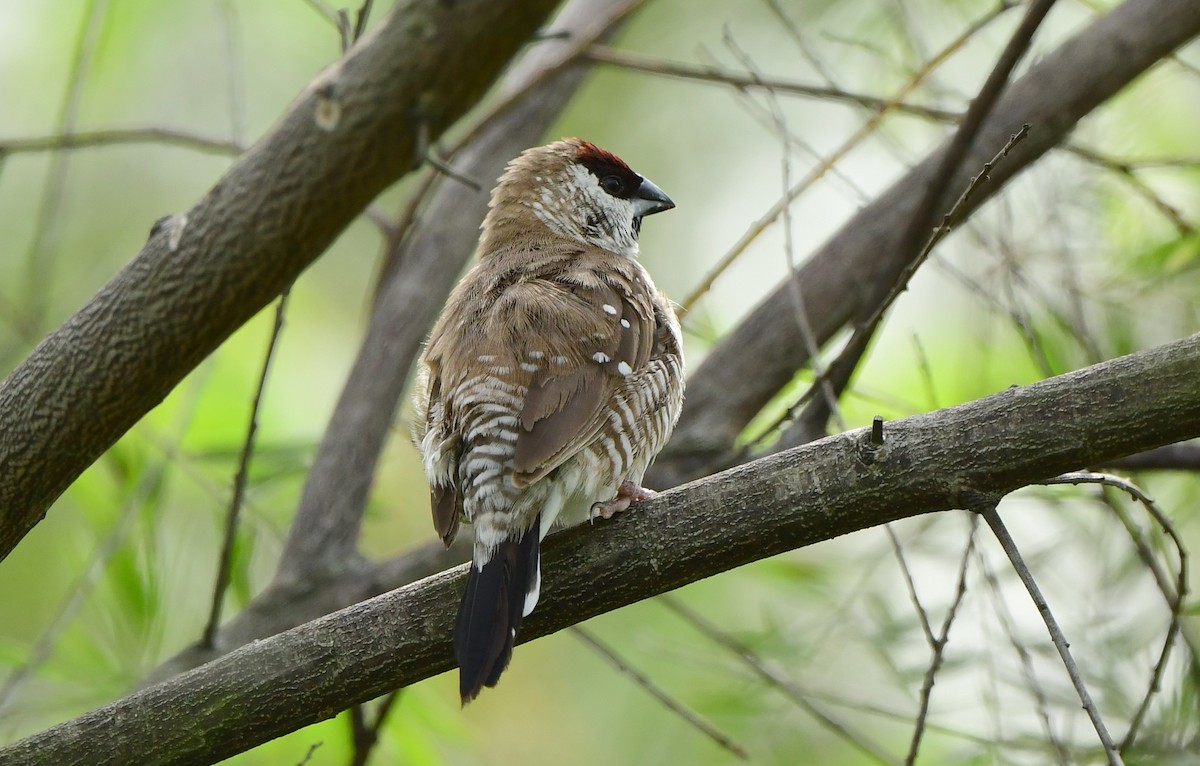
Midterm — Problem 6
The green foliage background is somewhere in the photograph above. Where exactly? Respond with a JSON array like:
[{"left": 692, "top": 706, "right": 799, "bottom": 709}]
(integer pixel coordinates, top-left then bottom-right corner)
[{"left": 1, "top": 0, "right": 1198, "bottom": 763}]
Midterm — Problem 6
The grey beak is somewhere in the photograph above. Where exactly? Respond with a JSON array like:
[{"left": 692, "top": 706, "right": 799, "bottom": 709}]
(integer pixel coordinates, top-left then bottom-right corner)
[{"left": 632, "top": 177, "right": 675, "bottom": 218}]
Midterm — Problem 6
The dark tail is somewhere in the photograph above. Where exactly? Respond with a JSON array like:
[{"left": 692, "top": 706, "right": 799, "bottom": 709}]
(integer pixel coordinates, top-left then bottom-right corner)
[{"left": 454, "top": 514, "right": 541, "bottom": 704}]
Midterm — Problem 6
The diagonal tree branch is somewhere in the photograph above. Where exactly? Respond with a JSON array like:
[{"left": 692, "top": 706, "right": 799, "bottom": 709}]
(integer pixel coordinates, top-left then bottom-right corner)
[
  {"left": 0, "top": 0, "right": 563, "bottom": 562},
  {"left": 6, "top": 331, "right": 1200, "bottom": 766},
  {"left": 648, "top": 0, "right": 1200, "bottom": 488}
]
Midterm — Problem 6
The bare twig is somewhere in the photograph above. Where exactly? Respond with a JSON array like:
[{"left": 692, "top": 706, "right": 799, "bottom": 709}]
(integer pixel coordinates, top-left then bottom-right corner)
[
  {"left": 571, "top": 626, "right": 748, "bottom": 760},
  {"left": 0, "top": 466, "right": 164, "bottom": 714},
  {"left": 20, "top": 0, "right": 109, "bottom": 332},
  {"left": 904, "top": 516, "right": 977, "bottom": 766},
  {"left": 677, "top": 0, "right": 1009, "bottom": 316},
  {"left": 1066, "top": 144, "right": 1195, "bottom": 235},
  {"left": 975, "top": 497, "right": 1125, "bottom": 766},
  {"left": 887, "top": 525, "right": 936, "bottom": 647},
  {"left": 660, "top": 596, "right": 901, "bottom": 766},
  {"left": 353, "top": 0, "right": 375, "bottom": 43},
  {"left": 299, "top": 0, "right": 339, "bottom": 28},
  {"left": 769, "top": 125, "right": 1032, "bottom": 450},
  {"left": 296, "top": 741, "right": 323, "bottom": 766},
  {"left": 763, "top": 0, "right": 841, "bottom": 86},
  {"left": 975, "top": 548, "right": 1072, "bottom": 764},
  {"left": 584, "top": 45, "right": 957, "bottom": 121},
  {"left": 1042, "top": 471, "right": 1191, "bottom": 749},
  {"left": 780, "top": 0, "right": 1053, "bottom": 437},
  {"left": 216, "top": 0, "right": 246, "bottom": 147},
  {"left": 0, "top": 128, "right": 244, "bottom": 156},
  {"left": 1102, "top": 442, "right": 1200, "bottom": 471},
  {"left": 719, "top": 26, "right": 846, "bottom": 432},
  {"left": 347, "top": 691, "right": 400, "bottom": 766},
  {"left": 416, "top": 122, "right": 481, "bottom": 190},
  {"left": 202, "top": 290, "right": 290, "bottom": 648}
]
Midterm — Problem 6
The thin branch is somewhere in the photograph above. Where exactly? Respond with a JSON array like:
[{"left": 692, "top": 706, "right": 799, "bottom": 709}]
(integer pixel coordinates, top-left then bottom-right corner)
[
  {"left": 1102, "top": 442, "right": 1200, "bottom": 471},
  {"left": 299, "top": 0, "right": 339, "bottom": 28},
  {"left": 975, "top": 547, "right": 1072, "bottom": 764},
  {"left": 347, "top": 691, "right": 400, "bottom": 766},
  {"left": 296, "top": 741, "right": 323, "bottom": 766},
  {"left": 571, "top": 626, "right": 748, "bottom": 760},
  {"left": 353, "top": 0, "right": 375, "bottom": 43},
  {"left": 886, "top": 525, "right": 936, "bottom": 647},
  {"left": 664, "top": 588, "right": 1010, "bottom": 750},
  {"left": 780, "top": 0, "right": 1062, "bottom": 441},
  {"left": 904, "top": 516, "right": 977, "bottom": 766},
  {"left": 20, "top": 0, "right": 109, "bottom": 332},
  {"left": 975, "top": 497, "right": 1125, "bottom": 766},
  {"left": 216, "top": 0, "right": 247, "bottom": 147},
  {"left": 769, "top": 125, "right": 1032, "bottom": 451},
  {"left": 0, "top": 127, "right": 244, "bottom": 156},
  {"left": 0, "top": 465, "right": 165, "bottom": 714},
  {"left": 1065, "top": 144, "right": 1195, "bottom": 235},
  {"left": 202, "top": 290, "right": 290, "bottom": 648},
  {"left": 677, "top": 0, "right": 999, "bottom": 314},
  {"left": 583, "top": 45, "right": 958, "bottom": 121},
  {"left": 762, "top": 0, "right": 842, "bottom": 86},
  {"left": 660, "top": 597, "right": 901, "bottom": 766},
  {"left": 719, "top": 25, "right": 847, "bottom": 433},
  {"left": 1042, "top": 471, "right": 1191, "bottom": 749}
]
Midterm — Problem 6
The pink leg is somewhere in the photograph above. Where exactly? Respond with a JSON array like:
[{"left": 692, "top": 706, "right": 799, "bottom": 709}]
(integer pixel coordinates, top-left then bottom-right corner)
[{"left": 591, "top": 481, "right": 658, "bottom": 521}]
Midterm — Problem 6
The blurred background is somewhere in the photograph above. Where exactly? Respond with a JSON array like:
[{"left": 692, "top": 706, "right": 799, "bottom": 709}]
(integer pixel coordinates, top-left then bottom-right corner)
[{"left": 1, "top": 0, "right": 1198, "bottom": 763}]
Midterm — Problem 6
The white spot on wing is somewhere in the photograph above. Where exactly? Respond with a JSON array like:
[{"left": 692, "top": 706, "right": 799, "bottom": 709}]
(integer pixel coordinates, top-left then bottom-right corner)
[
  {"left": 617, "top": 361, "right": 633, "bottom": 376},
  {"left": 602, "top": 303, "right": 618, "bottom": 315},
  {"left": 593, "top": 352, "right": 610, "bottom": 363},
  {"left": 620, "top": 318, "right": 631, "bottom": 329}
]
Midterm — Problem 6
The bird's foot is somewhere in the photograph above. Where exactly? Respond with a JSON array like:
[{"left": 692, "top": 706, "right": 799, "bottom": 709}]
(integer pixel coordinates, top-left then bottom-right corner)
[{"left": 590, "top": 481, "right": 657, "bottom": 521}]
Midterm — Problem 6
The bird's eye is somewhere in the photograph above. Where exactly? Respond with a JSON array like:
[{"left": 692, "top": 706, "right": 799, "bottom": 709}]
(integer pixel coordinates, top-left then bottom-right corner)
[{"left": 600, "top": 175, "right": 625, "bottom": 196}]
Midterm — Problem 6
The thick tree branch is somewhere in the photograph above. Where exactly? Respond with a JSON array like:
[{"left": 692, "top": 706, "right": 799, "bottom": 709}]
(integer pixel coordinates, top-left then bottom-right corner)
[
  {"left": 649, "top": 0, "right": 1200, "bottom": 488},
  {"left": 7, "top": 332, "right": 1200, "bottom": 766},
  {"left": 0, "top": 0, "right": 562, "bottom": 561}
]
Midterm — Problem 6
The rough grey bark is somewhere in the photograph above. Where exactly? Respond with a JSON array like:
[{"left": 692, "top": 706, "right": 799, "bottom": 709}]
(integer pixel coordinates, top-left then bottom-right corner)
[
  {"left": 5, "top": 331, "right": 1200, "bottom": 766},
  {"left": 648, "top": 0, "right": 1200, "bottom": 488},
  {"left": 0, "top": 0, "right": 562, "bottom": 561}
]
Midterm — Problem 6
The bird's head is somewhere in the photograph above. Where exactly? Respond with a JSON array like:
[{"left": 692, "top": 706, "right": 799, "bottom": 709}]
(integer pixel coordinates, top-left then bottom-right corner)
[{"left": 481, "top": 137, "right": 674, "bottom": 259}]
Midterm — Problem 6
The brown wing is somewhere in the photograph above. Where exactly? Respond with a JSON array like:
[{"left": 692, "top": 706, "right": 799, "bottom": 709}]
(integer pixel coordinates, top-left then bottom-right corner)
[
  {"left": 421, "top": 372, "right": 464, "bottom": 546},
  {"left": 511, "top": 279, "right": 655, "bottom": 485}
]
